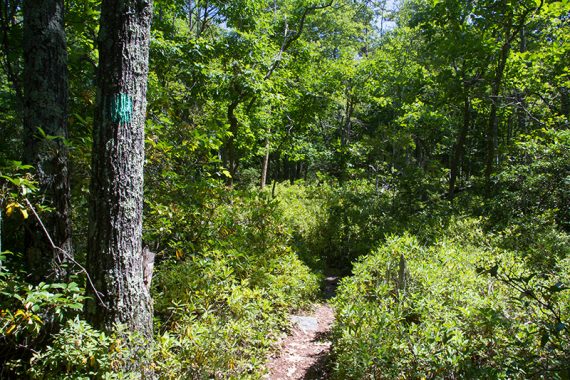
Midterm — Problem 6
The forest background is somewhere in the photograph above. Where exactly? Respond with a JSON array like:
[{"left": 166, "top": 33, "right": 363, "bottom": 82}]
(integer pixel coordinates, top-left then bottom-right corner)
[{"left": 0, "top": 0, "right": 569, "bottom": 378}]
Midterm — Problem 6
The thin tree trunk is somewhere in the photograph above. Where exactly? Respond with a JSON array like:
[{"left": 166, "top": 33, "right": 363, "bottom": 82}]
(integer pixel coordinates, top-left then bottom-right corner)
[
  {"left": 226, "top": 99, "right": 239, "bottom": 186},
  {"left": 0, "top": 208, "right": 2, "bottom": 270},
  {"left": 341, "top": 89, "right": 353, "bottom": 147},
  {"left": 560, "top": 87, "right": 570, "bottom": 123},
  {"left": 23, "top": 0, "right": 72, "bottom": 282},
  {"left": 449, "top": 96, "right": 470, "bottom": 199},
  {"left": 516, "top": 27, "right": 527, "bottom": 134},
  {"left": 0, "top": 0, "right": 24, "bottom": 108},
  {"left": 187, "top": 0, "right": 194, "bottom": 31},
  {"left": 261, "top": 131, "right": 270, "bottom": 189},
  {"left": 485, "top": 42, "right": 509, "bottom": 194},
  {"left": 87, "top": 0, "right": 154, "bottom": 350}
]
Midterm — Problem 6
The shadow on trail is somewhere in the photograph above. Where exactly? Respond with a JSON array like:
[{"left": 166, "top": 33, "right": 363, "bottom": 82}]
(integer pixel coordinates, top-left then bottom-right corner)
[
  {"left": 302, "top": 330, "right": 334, "bottom": 380},
  {"left": 321, "top": 275, "right": 340, "bottom": 300}
]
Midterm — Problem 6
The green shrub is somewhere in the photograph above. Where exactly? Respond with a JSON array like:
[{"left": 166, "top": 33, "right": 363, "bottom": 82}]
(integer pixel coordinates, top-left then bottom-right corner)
[
  {"left": 28, "top": 319, "right": 118, "bottom": 379},
  {"left": 494, "top": 218, "right": 570, "bottom": 272},
  {"left": 26, "top": 318, "right": 157, "bottom": 380},
  {"left": 151, "top": 190, "right": 319, "bottom": 379},
  {"left": 274, "top": 180, "right": 394, "bottom": 272},
  {"left": 331, "top": 220, "right": 569, "bottom": 379},
  {"left": 272, "top": 182, "right": 329, "bottom": 270},
  {"left": 274, "top": 180, "right": 453, "bottom": 273}
]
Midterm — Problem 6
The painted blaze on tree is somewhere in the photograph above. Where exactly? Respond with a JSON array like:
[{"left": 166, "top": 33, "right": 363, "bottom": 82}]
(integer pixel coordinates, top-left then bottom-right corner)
[
  {"left": 110, "top": 93, "right": 133, "bottom": 124},
  {"left": 87, "top": 0, "right": 153, "bottom": 346}
]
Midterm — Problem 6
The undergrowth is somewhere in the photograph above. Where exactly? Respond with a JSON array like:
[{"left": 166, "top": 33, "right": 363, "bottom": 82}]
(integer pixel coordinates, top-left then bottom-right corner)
[
  {"left": 331, "top": 218, "right": 570, "bottom": 379},
  {"left": 2, "top": 187, "right": 319, "bottom": 379}
]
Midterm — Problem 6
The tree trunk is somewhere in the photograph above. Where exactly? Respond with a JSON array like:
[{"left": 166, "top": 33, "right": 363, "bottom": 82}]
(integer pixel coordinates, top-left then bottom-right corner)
[
  {"left": 261, "top": 131, "right": 270, "bottom": 189},
  {"left": 560, "top": 87, "right": 570, "bottom": 123},
  {"left": 0, "top": 208, "right": 3, "bottom": 270},
  {"left": 225, "top": 99, "right": 239, "bottom": 186},
  {"left": 516, "top": 27, "right": 527, "bottom": 134},
  {"left": 485, "top": 42, "right": 509, "bottom": 194},
  {"left": 1, "top": 0, "right": 24, "bottom": 108},
  {"left": 449, "top": 96, "right": 470, "bottom": 199},
  {"left": 187, "top": 0, "right": 193, "bottom": 31},
  {"left": 87, "top": 0, "right": 154, "bottom": 348},
  {"left": 23, "top": 0, "right": 72, "bottom": 282}
]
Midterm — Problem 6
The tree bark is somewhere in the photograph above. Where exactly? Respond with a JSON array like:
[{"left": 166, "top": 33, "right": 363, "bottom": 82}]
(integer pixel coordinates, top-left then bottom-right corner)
[
  {"left": 516, "top": 28, "right": 527, "bottom": 135},
  {"left": 86, "top": 0, "right": 154, "bottom": 347},
  {"left": 23, "top": 0, "right": 72, "bottom": 282}
]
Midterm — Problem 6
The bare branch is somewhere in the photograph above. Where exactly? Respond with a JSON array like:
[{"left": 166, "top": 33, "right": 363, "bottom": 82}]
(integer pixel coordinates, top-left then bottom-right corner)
[{"left": 23, "top": 198, "right": 108, "bottom": 309}]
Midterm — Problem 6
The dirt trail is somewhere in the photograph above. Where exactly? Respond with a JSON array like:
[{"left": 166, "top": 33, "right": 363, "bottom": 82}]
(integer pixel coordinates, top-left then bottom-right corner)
[{"left": 264, "top": 277, "right": 338, "bottom": 380}]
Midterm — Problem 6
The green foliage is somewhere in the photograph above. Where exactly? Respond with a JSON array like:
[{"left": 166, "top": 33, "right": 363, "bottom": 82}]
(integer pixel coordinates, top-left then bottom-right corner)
[
  {"left": 1, "top": 0, "right": 569, "bottom": 378},
  {"left": 311, "top": 180, "right": 393, "bottom": 270},
  {"left": 1, "top": 163, "right": 83, "bottom": 341},
  {"left": 272, "top": 182, "right": 329, "bottom": 269},
  {"left": 480, "top": 128, "right": 570, "bottom": 272},
  {"left": 0, "top": 273, "right": 84, "bottom": 339},
  {"left": 1, "top": 162, "right": 37, "bottom": 252},
  {"left": 331, "top": 219, "right": 570, "bottom": 379},
  {"left": 275, "top": 179, "right": 453, "bottom": 272},
  {"left": 0, "top": 251, "right": 88, "bottom": 376}
]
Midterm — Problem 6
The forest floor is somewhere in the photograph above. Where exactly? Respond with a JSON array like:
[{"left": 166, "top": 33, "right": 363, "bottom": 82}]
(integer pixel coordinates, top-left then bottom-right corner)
[{"left": 264, "top": 277, "right": 338, "bottom": 380}]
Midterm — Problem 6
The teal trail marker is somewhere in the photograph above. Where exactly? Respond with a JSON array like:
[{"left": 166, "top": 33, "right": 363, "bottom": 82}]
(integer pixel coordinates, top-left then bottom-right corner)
[{"left": 110, "top": 93, "right": 133, "bottom": 124}]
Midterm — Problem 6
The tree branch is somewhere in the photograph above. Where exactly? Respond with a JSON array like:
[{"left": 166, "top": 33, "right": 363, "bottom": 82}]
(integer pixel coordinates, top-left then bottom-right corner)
[
  {"left": 23, "top": 198, "right": 108, "bottom": 309},
  {"left": 265, "top": 1, "right": 333, "bottom": 81}
]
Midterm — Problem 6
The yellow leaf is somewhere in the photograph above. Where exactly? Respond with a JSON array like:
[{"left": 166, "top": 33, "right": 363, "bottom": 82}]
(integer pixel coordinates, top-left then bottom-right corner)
[
  {"left": 6, "top": 324, "right": 16, "bottom": 335},
  {"left": 110, "top": 338, "right": 123, "bottom": 353},
  {"left": 175, "top": 249, "right": 184, "bottom": 260},
  {"left": 20, "top": 208, "right": 28, "bottom": 219},
  {"left": 6, "top": 202, "right": 17, "bottom": 217}
]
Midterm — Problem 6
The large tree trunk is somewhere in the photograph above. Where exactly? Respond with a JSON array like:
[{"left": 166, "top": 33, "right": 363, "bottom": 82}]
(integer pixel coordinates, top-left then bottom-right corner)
[
  {"left": 86, "top": 0, "right": 153, "bottom": 346},
  {"left": 23, "top": 0, "right": 72, "bottom": 282}
]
